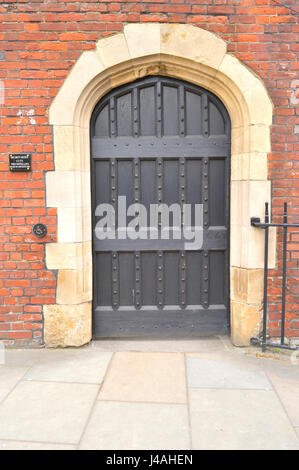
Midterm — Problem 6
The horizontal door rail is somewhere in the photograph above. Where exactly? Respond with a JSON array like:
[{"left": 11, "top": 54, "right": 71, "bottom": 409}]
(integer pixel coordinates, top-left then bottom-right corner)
[{"left": 92, "top": 136, "right": 230, "bottom": 158}]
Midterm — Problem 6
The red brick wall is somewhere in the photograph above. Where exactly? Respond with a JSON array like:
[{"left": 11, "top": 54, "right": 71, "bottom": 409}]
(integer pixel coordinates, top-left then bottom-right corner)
[{"left": 0, "top": 0, "right": 298, "bottom": 345}]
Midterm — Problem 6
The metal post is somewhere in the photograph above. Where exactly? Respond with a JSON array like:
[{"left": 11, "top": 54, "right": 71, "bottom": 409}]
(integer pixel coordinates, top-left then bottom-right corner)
[
  {"left": 262, "top": 203, "right": 269, "bottom": 352},
  {"left": 250, "top": 201, "right": 298, "bottom": 352},
  {"left": 281, "top": 202, "right": 288, "bottom": 345}
]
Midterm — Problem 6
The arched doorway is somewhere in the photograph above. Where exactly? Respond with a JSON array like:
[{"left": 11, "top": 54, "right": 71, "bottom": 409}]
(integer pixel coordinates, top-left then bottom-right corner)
[
  {"left": 90, "top": 76, "right": 230, "bottom": 337},
  {"left": 46, "top": 24, "right": 273, "bottom": 347}
]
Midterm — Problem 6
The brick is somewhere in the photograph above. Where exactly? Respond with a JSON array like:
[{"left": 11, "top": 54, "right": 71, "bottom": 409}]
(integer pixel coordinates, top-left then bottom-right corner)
[
  {"left": 40, "top": 42, "right": 68, "bottom": 51},
  {"left": 0, "top": 1, "right": 298, "bottom": 344},
  {"left": 59, "top": 32, "right": 86, "bottom": 41},
  {"left": 207, "top": 6, "right": 234, "bottom": 14},
  {"left": 7, "top": 331, "right": 32, "bottom": 339}
]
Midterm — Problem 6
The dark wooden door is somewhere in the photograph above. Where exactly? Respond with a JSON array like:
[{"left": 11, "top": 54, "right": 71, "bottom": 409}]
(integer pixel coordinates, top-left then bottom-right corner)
[{"left": 91, "top": 76, "right": 230, "bottom": 337}]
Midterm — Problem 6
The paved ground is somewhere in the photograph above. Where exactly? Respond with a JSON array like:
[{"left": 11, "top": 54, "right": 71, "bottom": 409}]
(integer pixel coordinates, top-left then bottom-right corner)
[{"left": 0, "top": 336, "right": 298, "bottom": 450}]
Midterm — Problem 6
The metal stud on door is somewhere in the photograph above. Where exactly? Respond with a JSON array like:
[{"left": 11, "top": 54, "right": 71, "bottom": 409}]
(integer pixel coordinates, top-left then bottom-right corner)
[{"left": 90, "top": 76, "right": 231, "bottom": 338}]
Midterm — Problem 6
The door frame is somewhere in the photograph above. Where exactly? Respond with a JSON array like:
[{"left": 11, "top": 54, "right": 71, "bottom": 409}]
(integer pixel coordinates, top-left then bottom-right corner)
[
  {"left": 45, "top": 24, "right": 275, "bottom": 347},
  {"left": 89, "top": 75, "right": 231, "bottom": 338}
]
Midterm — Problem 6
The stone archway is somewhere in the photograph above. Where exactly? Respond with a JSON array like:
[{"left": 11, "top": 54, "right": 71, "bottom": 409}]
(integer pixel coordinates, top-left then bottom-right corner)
[{"left": 45, "top": 23, "right": 276, "bottom": 347}]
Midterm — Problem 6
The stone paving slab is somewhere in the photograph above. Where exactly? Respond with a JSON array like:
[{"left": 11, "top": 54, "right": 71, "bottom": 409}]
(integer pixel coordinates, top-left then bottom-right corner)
[
  {"left": 189, "top": 389, "right": 299, "bottom": 450},
  {"left": 23, "top": 350, "right": 112, "bottom": 384},
  {"left": 0, "top": 381, "right": 99, "bottom": 444},
  {"left": 90, "top": 337, "right": 225, "bottom": 353},
  {"left": 98, "top": 352, "right": 187, "bottom": 404},
  {"left": 3, "top": 349, "right": 44, "bottom": 368},
  {"left": 186, "top": 349, "right": 268, "bottom": 368},
  {"left": 79, "top": 401, "right": 190, "bottom": 450},
  {"left": 0, "top": 366, "right": 29, "bottom": 403},
  {"left": 186, "top": 357, "right": 272, "bottom": 390},
  {"left": 267, "top": 373, "right": 299, "bottom": 427},
  {"left": 259, "top": 357, "right": 299, "bottom": 380},
  {"left": 0, "top": 440, "right": 76, "bottom": 450},
  {"left": 0, "top": 340, "right": 298, "bottom": 450}
]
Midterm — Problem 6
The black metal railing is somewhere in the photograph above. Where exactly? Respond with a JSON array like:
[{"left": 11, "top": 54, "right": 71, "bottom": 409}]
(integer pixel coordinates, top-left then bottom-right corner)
[{"left": 250, "top": 202, "right": 299, "bottom": 352}]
